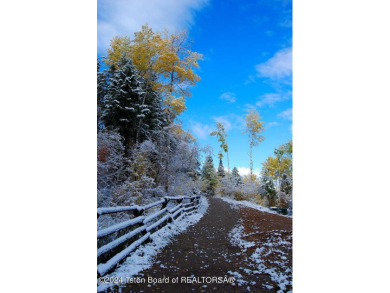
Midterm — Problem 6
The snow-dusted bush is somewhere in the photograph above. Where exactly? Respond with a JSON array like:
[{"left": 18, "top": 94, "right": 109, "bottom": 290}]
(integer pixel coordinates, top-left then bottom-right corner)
[
  {"left": 110, "top": 176, "right": 164, "bottom": 206},
  {"left": 240, "top": 176, "right": 261, "bottom": 201},
  {"left": 127, "top": 140, "right": 159, "bottom": 182},
  {"left": 168, "top": 173, "right": 198, "bottom": 197},
  {"left": 217, "top": 176, "right": 237, "bottom": 198},
  {"left": 217, "top": 175, "right": 260, "bottom": 201},
  {"left": 164, "top": 127, "right": 202, "bottom": 196},
  {"left": 97, "top": 130, "right": 126, "bottom": 207},
  {"left": 97, "top": 130, "right": 125, "bottom": 186}
]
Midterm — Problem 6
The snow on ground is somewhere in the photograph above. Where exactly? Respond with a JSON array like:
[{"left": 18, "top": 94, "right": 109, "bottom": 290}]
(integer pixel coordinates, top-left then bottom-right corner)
[
  {"left": 227, "top": 271, "right": 248, "bottom": 286},
  {"left": 97, "top": 196, "right": 209, "bottom": 292},
  {"left": 225, "top": 197, "right": 292, "bottom": 292},
  {"left": 218, "top": 196, "right": 292, "bottom": 218},
  {"left": 249, "top": 231, "right": 293, "bottom": 292},
  {"left": 228, "top": 223, "right": 255, "bottom": 252},
  {"left": 226, "top": 224, "right": 252, "bottom": 287}
]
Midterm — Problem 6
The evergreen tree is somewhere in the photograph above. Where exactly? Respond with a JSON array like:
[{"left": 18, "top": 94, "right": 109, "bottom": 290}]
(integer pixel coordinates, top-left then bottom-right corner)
[
  {"left": 260, "top": 174, "right": 277, "bottom": 207},
  {"left": 97, "top": 58, "right": 108, "bottom": 130},
  {"left": 201, "top": 155, "right": 218, "bottom": 195},
  {"left": 101, "top": 57, "right": 167, "bottom": 149},
  {"left": 279, "top": 172, "right": 292, "bottom": 207},
  {"left": 136, "top": 74, "right": 168, "bottom": 143},
  {"left": 189, "top": 159, "right": 201, "bottom": 180},
  {"left": 280, "top": 173, "right": 292, "bottom": 195},
  {"left": 217, "top": 157, "right": 225, "bottom": 178},
  {"left": 101, "top": 58, "right": 143, "bottom": 147},
  {"left": 231, "top": 166, "right": 242, "bottom": 186}
]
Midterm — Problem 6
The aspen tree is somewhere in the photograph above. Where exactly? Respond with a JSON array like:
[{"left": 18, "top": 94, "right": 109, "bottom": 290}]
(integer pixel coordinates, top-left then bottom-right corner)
[
  {"left": 104, "top": 36, "right": 132, "bottom": 69},
  {"left": 129, "top": 25, "right": 202, "bottom": 190},
  {"left": 210, "top": 122, "right": 230, "bottom": 176},
  {"left": 243, "top": 109, "right": 265, "bottom": 180}
]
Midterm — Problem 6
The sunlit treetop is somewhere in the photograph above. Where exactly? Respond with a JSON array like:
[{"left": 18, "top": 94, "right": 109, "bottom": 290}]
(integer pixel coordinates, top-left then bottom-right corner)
[
  {"left": 243, "top": 109, "right": 265, "bottom": 146},
  {"left": 104, "top": 36, "right": 132, "bottom": 70},
  {"left": 210, "top": 122, "right": 228, "bottom": 153},
  {"left": 103, "top": 24, "right": 203, "bottom": 120}
]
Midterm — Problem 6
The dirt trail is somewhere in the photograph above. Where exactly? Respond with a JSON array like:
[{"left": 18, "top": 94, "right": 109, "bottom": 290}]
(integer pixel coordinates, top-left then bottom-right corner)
[{"left": 117, "top": 197, "right": 292, "bottom": 293}]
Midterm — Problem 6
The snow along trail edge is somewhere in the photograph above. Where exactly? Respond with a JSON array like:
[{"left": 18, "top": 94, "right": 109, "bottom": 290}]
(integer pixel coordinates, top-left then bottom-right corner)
[
  {"left": 102, "top": 196, "right": 292, "bottom": 292},
  {"left": 222, "top": 196, "right": 293, "bottom": 292},
  {"left": 97, "top": 195, "right": 209, "bottom": 292},
  {"left": 218, "top": 195, "right": 292, "bottom": 218}
]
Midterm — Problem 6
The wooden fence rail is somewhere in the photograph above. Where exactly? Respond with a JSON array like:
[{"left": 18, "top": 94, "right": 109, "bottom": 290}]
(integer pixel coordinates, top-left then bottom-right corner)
[{"left": 97, "top": 194, "right": 201, "bottom": 277}]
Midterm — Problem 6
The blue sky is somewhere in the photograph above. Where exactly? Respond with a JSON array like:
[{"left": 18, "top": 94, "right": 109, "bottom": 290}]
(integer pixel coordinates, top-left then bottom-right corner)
[{"left": 98, "top": 0, "right": 292, "bottom": 176}]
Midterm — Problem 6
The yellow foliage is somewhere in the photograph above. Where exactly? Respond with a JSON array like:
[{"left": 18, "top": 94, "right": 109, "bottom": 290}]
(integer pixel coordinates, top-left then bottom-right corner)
[
  {"left": 262, "top": 156, "right": 279, "bottom": 177},
  {"left": 233, "top": 191, "right": 246, "bottom": 201},
  {"left": 130, "top": 25, "right": 202, "bottom": 118},
  {"left": 130, "top": 24, "right": 165, "bottom": 79},
  {"left": 185, "top": 132, "right": 197, "bottom": 143},
  {"left": 105, "top": 36, "right": 132, "bottom": 69},
  {"left": 262, "top": 155, "right": 292, "bottom": 179},
  {"left": 243, "top": 174, "right": 259, "bottom": 183},
  {"left": 254, "top": 195, "right": 266, "bottom": 206},
  {"left": 171, "top": 124, "right": 197, "bottom": 143},
  {"left": 105, "top": 24, "right": 203, "bottom": 119},
  {"left": 130, "top": 151, "right": 156, "bottom": 181},
  {"left": 164, "top": 96, "right": 187, "bottom": 117},
  {"left": 243, "top": 109, "right": 265, "bottom": 143}
]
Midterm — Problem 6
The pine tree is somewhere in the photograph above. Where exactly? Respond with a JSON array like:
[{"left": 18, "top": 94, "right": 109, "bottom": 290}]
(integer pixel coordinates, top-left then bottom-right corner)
[
  {"left": 101, "top": 57, "right": 167, "bottom": 149},
  {"left": 231, "top": 166, "right": 242, "bottom": 186},
  {"left": 135, "top": 74, "right": 168, "bottom": 143},
  {"left": 97, "top": 58, "right": 108, "bottom": 130},
  {"left": 279, "top": 172, "right": 292, "bottom": 207},
  {"left": 101, "top": 58, "right": 144, "bottom": 148},
  {"left": 280, "top": 173, "right": 292, "bottom": 195},
  {"left": 260, "top": 174, "right": 277, "bottom": 207},
  {"left": 201, "top": 155, "right": 218, "bottom": 195},
  {"left": 217, "top": 157, "right": 225, "bottom": 178},
  {"left": 189, "top": 159, "right": 201, "bottom": 180}
]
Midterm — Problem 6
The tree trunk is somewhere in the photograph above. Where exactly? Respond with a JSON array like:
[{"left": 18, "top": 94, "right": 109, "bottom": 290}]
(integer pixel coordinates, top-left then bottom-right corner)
[
  {"left": 135, "top": 91, "right": 147, "bottom": 145},
  {"left": 227, "top": 149, "right": 230, "bottom": 178},
  {"left": 249, "top": 138, "right": 253, "bottom": 181},
  {"left": 164, "top": 58, "right": 175, "bottom": 192}
]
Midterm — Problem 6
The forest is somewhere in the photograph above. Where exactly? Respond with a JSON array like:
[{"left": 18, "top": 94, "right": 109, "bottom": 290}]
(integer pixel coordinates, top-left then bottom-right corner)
[{"left": 97, "top": 25, "right": 293, "bottom": 213}]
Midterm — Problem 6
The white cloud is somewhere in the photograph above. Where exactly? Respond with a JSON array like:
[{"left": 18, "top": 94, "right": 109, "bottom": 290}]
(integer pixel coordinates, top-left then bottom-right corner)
[
  {"left": 256, "top": 93, "right": 283, "bottom": 107},
  {"left": 189, "top": 114, "right": 245, "bottom": 141},
  {"left": 244, "top": 75, "right": 256, "bottom": 85},
  {"left": 219, "top": 92, "right": 236, "bottom": 103},
  {"left": 213, "top": 116, "right": 232, "bottom": 131},
  {"left": 213, "top": 114, "right": 245, "bottom": 132},
  {"left": 97, "top": 0, "right": 209, "bottom": 53},
  {"left": 237, "top": 167, "right": 261, "bottom": 177},
  {"left": 255, "top": 47, "right": 292, "bottom": 80},
  {"left": 266, "top": 121, "right": 280, "bottom": 128},
  {"left": 256, "top": 91, "right": 291, "bottom": 107},
  {"left": 279, "top": 16, "right": 292, "bottom": 28},
  {"left": 278, "top": 108, "right": 292, "bottom": 120},
  {"left": 190, "top": 121, "right": 213, "bottom": 140},
  {"left": 244, "top": 104, "right": 257, "bottom": 111}
]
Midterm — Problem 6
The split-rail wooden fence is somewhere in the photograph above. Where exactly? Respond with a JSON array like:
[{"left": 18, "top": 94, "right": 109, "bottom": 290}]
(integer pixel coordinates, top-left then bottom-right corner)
[{"left": 97, "top": 194, "right": 201, "bottom": 277}]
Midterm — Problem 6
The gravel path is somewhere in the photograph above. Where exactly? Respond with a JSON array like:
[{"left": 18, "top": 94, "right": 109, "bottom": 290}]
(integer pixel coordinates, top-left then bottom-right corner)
[{"left": 116, "top": 197, "right": 292, "bottom": 293}]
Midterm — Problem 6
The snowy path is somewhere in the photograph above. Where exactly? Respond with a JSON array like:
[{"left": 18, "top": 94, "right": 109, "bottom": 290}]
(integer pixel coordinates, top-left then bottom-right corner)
[{"left": 109, "top": 197, "right": 292, "bottom": 293}]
